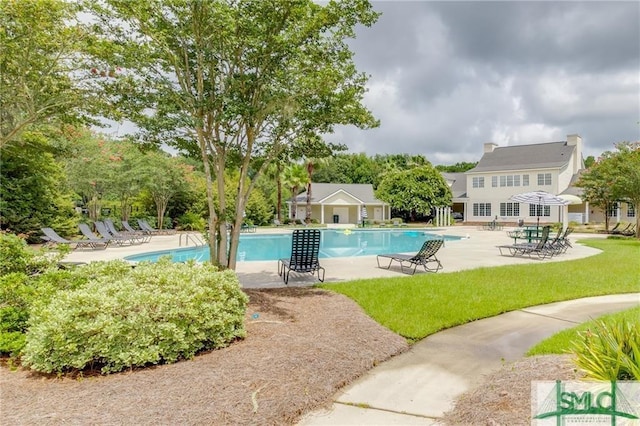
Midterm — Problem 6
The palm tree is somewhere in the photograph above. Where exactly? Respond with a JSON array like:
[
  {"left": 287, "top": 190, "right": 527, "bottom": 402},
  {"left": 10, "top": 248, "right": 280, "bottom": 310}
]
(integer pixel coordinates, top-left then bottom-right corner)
[
  {"left": 304, "top": 156, "right": 329, "bottom": 224},
  {"left": 283, "top": 163, "right": 307, "bottom": 221}
]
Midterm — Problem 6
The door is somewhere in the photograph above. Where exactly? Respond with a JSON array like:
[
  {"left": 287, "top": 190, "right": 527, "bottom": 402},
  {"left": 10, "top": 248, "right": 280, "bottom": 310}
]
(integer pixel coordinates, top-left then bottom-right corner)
[{"left": 332, "top": 207, "right": 349, "bottom": 224}]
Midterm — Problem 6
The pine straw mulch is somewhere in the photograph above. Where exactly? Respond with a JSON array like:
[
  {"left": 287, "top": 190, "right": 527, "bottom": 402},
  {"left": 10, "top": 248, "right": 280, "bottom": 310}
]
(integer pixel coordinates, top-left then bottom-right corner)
[
  {"left": 442, "top": 354, "right": 584, "bottom": 425},
  {"left": 0, "top": 287, "right": 409, "bottom": 425}
]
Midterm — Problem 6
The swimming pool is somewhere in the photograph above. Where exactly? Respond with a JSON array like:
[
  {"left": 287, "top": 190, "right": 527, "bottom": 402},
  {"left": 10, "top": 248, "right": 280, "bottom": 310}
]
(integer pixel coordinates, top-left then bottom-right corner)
[{"left": 124, "top": 229, "right": 462, "bottom": 263}]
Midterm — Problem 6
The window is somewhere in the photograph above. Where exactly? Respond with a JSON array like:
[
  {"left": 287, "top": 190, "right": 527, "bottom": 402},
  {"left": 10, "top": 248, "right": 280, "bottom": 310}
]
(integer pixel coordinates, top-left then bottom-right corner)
[
  {"left": 492, "top": 176, "right": 498, "bottom": 187},
  {"left": 529, "top": 204, "right": 550, "bottom": 217},
  {"left": 607, "top": 202, "right": 619, "bottom": 217},
  {"left": 498, "top": 175, "right": 522, "bottom": 187},
  {"left": 537, "top": 173, "right": 551, "bottom": 186},
  {"left": 500, "top": 202, "right": 520, "bottom": 217},
  {"left": 473, "top": 203, "right": 491, "bottom": 217},
  {"left": 523, "top": 174, "right": 529, "bottom": 186},
  {"left": 472, "top": 177, "right": 484, "bottom": 188},
  {"left": 628, "top": 203, "right": 636, "bottom": 218}
]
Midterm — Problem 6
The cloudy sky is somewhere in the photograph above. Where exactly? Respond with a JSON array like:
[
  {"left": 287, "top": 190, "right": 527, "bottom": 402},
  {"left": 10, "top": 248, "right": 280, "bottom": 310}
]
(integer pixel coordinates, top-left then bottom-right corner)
[{"left": 325, "top": 1, "right": 640, "bottom": 165}]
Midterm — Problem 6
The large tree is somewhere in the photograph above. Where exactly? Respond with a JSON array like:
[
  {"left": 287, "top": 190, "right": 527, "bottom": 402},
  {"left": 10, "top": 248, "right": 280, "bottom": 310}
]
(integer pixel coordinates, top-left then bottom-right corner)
[
  {"left": 0, "top": 129, "right": 77, "bottom": 240},
  {"left": 86, "top": 0, "right": 379, "bottom": 268},
  {"left": 576, "top": 155, "right": 618, "bottom": 232},
  {"left": 0, "top": 0, "right": 95, "bottom": 148},
  {"left": 607, "top": 142, "right": 640, "bottom": 238},
  {"left": 578, "top": 142, "right": 640, "bottom": 237},
  {"left": 375, "top": 165, "right": 452, "bottom": 221}
]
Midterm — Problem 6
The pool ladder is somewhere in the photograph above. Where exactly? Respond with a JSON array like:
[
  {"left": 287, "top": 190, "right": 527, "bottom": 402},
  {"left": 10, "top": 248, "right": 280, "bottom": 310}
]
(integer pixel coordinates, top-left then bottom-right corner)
[{"left": 179, "top": 232, "right": 207, "bottom": 247}]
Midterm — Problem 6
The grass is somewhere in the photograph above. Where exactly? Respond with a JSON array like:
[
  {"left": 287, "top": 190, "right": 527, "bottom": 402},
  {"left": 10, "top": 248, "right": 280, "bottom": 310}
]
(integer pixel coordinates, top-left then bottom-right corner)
[
  {"left": 526, "top": 306, "right": 640, "bottom": 356},
  {"left": 318, "top": 238, "right": 640, "bottom": 341}
]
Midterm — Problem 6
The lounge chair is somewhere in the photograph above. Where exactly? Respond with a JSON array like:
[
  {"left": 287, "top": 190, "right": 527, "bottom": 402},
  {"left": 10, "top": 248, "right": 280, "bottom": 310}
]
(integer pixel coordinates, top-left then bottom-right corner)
[
  {"left": 278, "top": 229, "right": 325, "bottom": 285},
  {"left": 94, "top": 221, "right": 142, "bottom": 245},
  {"left": 497, "top": 226, "right": 552, "bottom": 259},
  {"left": 240, "top": 223, "right": 257, "bottom": 233},
  {"left": 273, "top": 219, "right": 284, "bottom": 227},
  {"left": 40, "top": 228, "right": 94, "bottom": 250},
  {"left": 377, "top": 239, "right": 444, "bottom": 275},
  {"left": 122, "top": 220, "right": 151, "bottom": 243},
  {"left": 611, "top": 223, "right": 632, "bottom": 235},
  {"left": 621, "top": 224, "right": 637, "bottom": 236},
  {"left": 138, "top": 219, "right": 176, "bottom": 235},
  {"left": 105, "top": 219, "right": 150, "bottom": 243},
  {"left": 77, "top": 223, "right": 110, "bottom": 249},
  {"left": 597, "top": 222, "right": 620, "bottom": 234}
]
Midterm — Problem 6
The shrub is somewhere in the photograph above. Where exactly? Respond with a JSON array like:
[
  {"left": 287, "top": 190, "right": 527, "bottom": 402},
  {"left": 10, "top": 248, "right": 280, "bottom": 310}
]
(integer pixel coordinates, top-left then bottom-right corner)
[
  {"left": 22, "top": 259, "right": 248, "bottom": 374},
  {"left": 177, "top": 211, "right": 207, "bottom": 231},
  {"left": 0, "top": 232, "right": 65, "bottom": 276},
  {"left": 571, "top": 319, "right": 640, "bottom": 381}
]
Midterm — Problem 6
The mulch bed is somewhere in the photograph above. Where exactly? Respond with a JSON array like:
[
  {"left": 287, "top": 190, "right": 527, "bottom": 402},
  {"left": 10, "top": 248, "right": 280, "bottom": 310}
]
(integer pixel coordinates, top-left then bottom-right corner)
[
  {"left": 441, "top": 354, "right": 583, "bottom": 425},
  {"left": 0, "top": 287, "right": 409, "bottom": 425}
]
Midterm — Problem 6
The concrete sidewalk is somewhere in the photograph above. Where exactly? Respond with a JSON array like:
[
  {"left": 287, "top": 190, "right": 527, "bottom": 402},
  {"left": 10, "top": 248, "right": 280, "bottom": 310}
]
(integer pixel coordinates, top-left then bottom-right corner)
[{"left": 298, "top": 293, "right": 640, "bottom": 425}]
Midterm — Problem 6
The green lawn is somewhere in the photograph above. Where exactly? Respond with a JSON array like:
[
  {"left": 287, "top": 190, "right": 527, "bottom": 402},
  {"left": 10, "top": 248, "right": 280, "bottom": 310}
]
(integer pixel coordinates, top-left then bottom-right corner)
[
  {"left": 319, "top": 238, "right": 640, "bottom": 341},
  {"left": 526, "top": 306, "right": 640, "bottom": 356}
]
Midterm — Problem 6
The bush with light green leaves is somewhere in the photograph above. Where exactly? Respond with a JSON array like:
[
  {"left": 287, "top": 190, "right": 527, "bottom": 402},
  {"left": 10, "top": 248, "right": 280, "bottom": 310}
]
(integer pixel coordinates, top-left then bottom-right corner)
[
  {"left": 572, "top": 319, "right": 640, "bottom": 381},
  {"left": 22, "top": 259, "right": 248, "bottom": 374}
]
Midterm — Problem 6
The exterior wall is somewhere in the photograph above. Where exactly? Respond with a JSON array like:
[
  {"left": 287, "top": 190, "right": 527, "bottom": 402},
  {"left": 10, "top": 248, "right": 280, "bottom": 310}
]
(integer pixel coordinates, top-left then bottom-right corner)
[{"left": 465, "top": 167, "right": 565, "bottom": 223}]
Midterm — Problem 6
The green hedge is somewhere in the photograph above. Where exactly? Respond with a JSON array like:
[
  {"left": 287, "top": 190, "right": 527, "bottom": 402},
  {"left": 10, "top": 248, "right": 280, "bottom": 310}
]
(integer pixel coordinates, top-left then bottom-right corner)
[{"left": 21, "top": 259, "right": 248, "bottom": 374}]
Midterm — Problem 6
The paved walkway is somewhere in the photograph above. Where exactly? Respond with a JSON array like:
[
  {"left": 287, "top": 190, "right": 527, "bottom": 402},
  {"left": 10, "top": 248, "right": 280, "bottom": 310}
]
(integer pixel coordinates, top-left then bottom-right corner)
[{"left": 298, "top": 293, "right": 640, "bottom": 425}]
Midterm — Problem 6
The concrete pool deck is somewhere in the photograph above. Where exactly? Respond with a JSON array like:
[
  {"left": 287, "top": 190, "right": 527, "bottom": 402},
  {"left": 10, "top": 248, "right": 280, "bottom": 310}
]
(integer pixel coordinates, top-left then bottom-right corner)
[{"left": 62, "top": 225, "right": 606, "bottom": 288}]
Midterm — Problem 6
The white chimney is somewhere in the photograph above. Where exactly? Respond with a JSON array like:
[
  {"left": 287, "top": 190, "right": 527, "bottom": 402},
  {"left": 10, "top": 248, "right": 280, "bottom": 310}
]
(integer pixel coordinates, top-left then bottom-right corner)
[
  {"left": 484, "top": 142, "right": 498, "bottom": 153},
  {"left": 567, "top": 134, "right": 583, "bottom": 172}
]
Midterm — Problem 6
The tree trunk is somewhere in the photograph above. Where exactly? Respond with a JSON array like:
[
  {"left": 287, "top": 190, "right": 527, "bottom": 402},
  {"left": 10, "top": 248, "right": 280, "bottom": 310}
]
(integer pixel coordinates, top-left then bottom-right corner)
[
  {"left": 291, "top": 185, "right": 298, "bottom": 220},
  {"left": 276, "top": 162, "right": 283, "bottom": 222},
  {"left": 197, "top": 131, "right": 219, "bottom": 265},
  {"left": 305, "top": 182, "right": 312, "bottom": 224},
  {"left": 305, "top": 161, "right": 313, "bottom": 224},
  {"left": 215, "top": 154, "right": 228, "bottom": 266}
]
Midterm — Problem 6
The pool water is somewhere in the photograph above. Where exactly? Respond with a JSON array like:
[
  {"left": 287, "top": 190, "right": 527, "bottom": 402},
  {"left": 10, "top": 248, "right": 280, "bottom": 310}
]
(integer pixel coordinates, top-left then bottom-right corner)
[{"left": 124, "top": 229, "right": 461, "bottom": 263}]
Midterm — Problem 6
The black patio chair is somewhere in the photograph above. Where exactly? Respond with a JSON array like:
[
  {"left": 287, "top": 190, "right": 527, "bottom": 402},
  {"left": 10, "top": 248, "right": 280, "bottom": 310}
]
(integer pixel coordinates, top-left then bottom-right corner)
[
  {"left": 278, "top": 229, "right": 325, "bottom": 285},
  {"left": 377, "top": 238, "right": 444, "bottom": 275}
]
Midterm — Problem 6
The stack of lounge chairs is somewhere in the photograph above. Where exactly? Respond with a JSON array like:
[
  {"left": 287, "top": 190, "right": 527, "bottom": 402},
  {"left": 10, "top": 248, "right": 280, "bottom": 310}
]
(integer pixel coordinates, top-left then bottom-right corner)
[{"left": 497, "top": 226, "right": 575, "bottom": 259}]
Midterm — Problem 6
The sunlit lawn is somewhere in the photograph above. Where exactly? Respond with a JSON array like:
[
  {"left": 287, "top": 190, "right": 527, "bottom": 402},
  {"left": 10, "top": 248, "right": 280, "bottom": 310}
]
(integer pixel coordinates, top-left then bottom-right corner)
[
  {"left": 526, "top": 306, "right": 640, "bottom": 355},
  {"left": 319, "top": 239, "right": 640, "bottom": 341}
]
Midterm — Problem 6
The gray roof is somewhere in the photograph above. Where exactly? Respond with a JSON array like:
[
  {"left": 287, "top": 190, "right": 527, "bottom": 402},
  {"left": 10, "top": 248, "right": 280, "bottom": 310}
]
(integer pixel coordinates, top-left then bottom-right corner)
[
  {"left": 560, "top": 172, "right": 584, "bottom": 197},
  {"left": 441, "top": 172, "right": 467, "bottom": 198},
  {"left": 470, "top": 141, "right": 575, "bottom": 173},
  {"left": 293, "top": 183, "right": 385, "bottom": 204}
]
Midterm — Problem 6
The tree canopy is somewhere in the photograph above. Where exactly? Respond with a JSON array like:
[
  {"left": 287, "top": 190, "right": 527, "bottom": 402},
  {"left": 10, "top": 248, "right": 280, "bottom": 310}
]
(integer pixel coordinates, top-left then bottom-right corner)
[
  {"left": 85, "top": 0, "right": 380, "bottom": 268},
  {"left": 578, "top": 142, "right": 640, "bottom": 237},
  {"left": 375, "top": 165, "right": 452, "bottom": 220},
  {"left": 0, "top": 0, "right": 96, "bottom": 148}
]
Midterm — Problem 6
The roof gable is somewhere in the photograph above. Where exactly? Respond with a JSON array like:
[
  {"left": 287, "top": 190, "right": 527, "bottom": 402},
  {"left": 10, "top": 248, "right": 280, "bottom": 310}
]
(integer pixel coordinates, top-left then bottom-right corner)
[
  {"left": 293, "top": 183, "right": 385, "bottom": 204},
  {"left": 470, "top": 141, "right": 575, "bottom": 173}
]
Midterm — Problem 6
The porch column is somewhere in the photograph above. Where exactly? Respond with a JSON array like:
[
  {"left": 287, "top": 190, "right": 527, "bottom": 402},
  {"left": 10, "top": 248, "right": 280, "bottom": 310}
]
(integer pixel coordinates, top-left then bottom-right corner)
[
  {"left": 321, "top": 203, "right": 325, "bottom": 224},
  {"left": 585, "top": 201, "right": 589, "bottom": 223}
]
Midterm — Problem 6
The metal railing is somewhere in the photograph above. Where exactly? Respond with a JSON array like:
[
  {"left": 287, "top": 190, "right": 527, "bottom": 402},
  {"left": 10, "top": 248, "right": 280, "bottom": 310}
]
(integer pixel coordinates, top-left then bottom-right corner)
[{"left": 179, "top": 232, "right": 206, "bottom": 247}]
